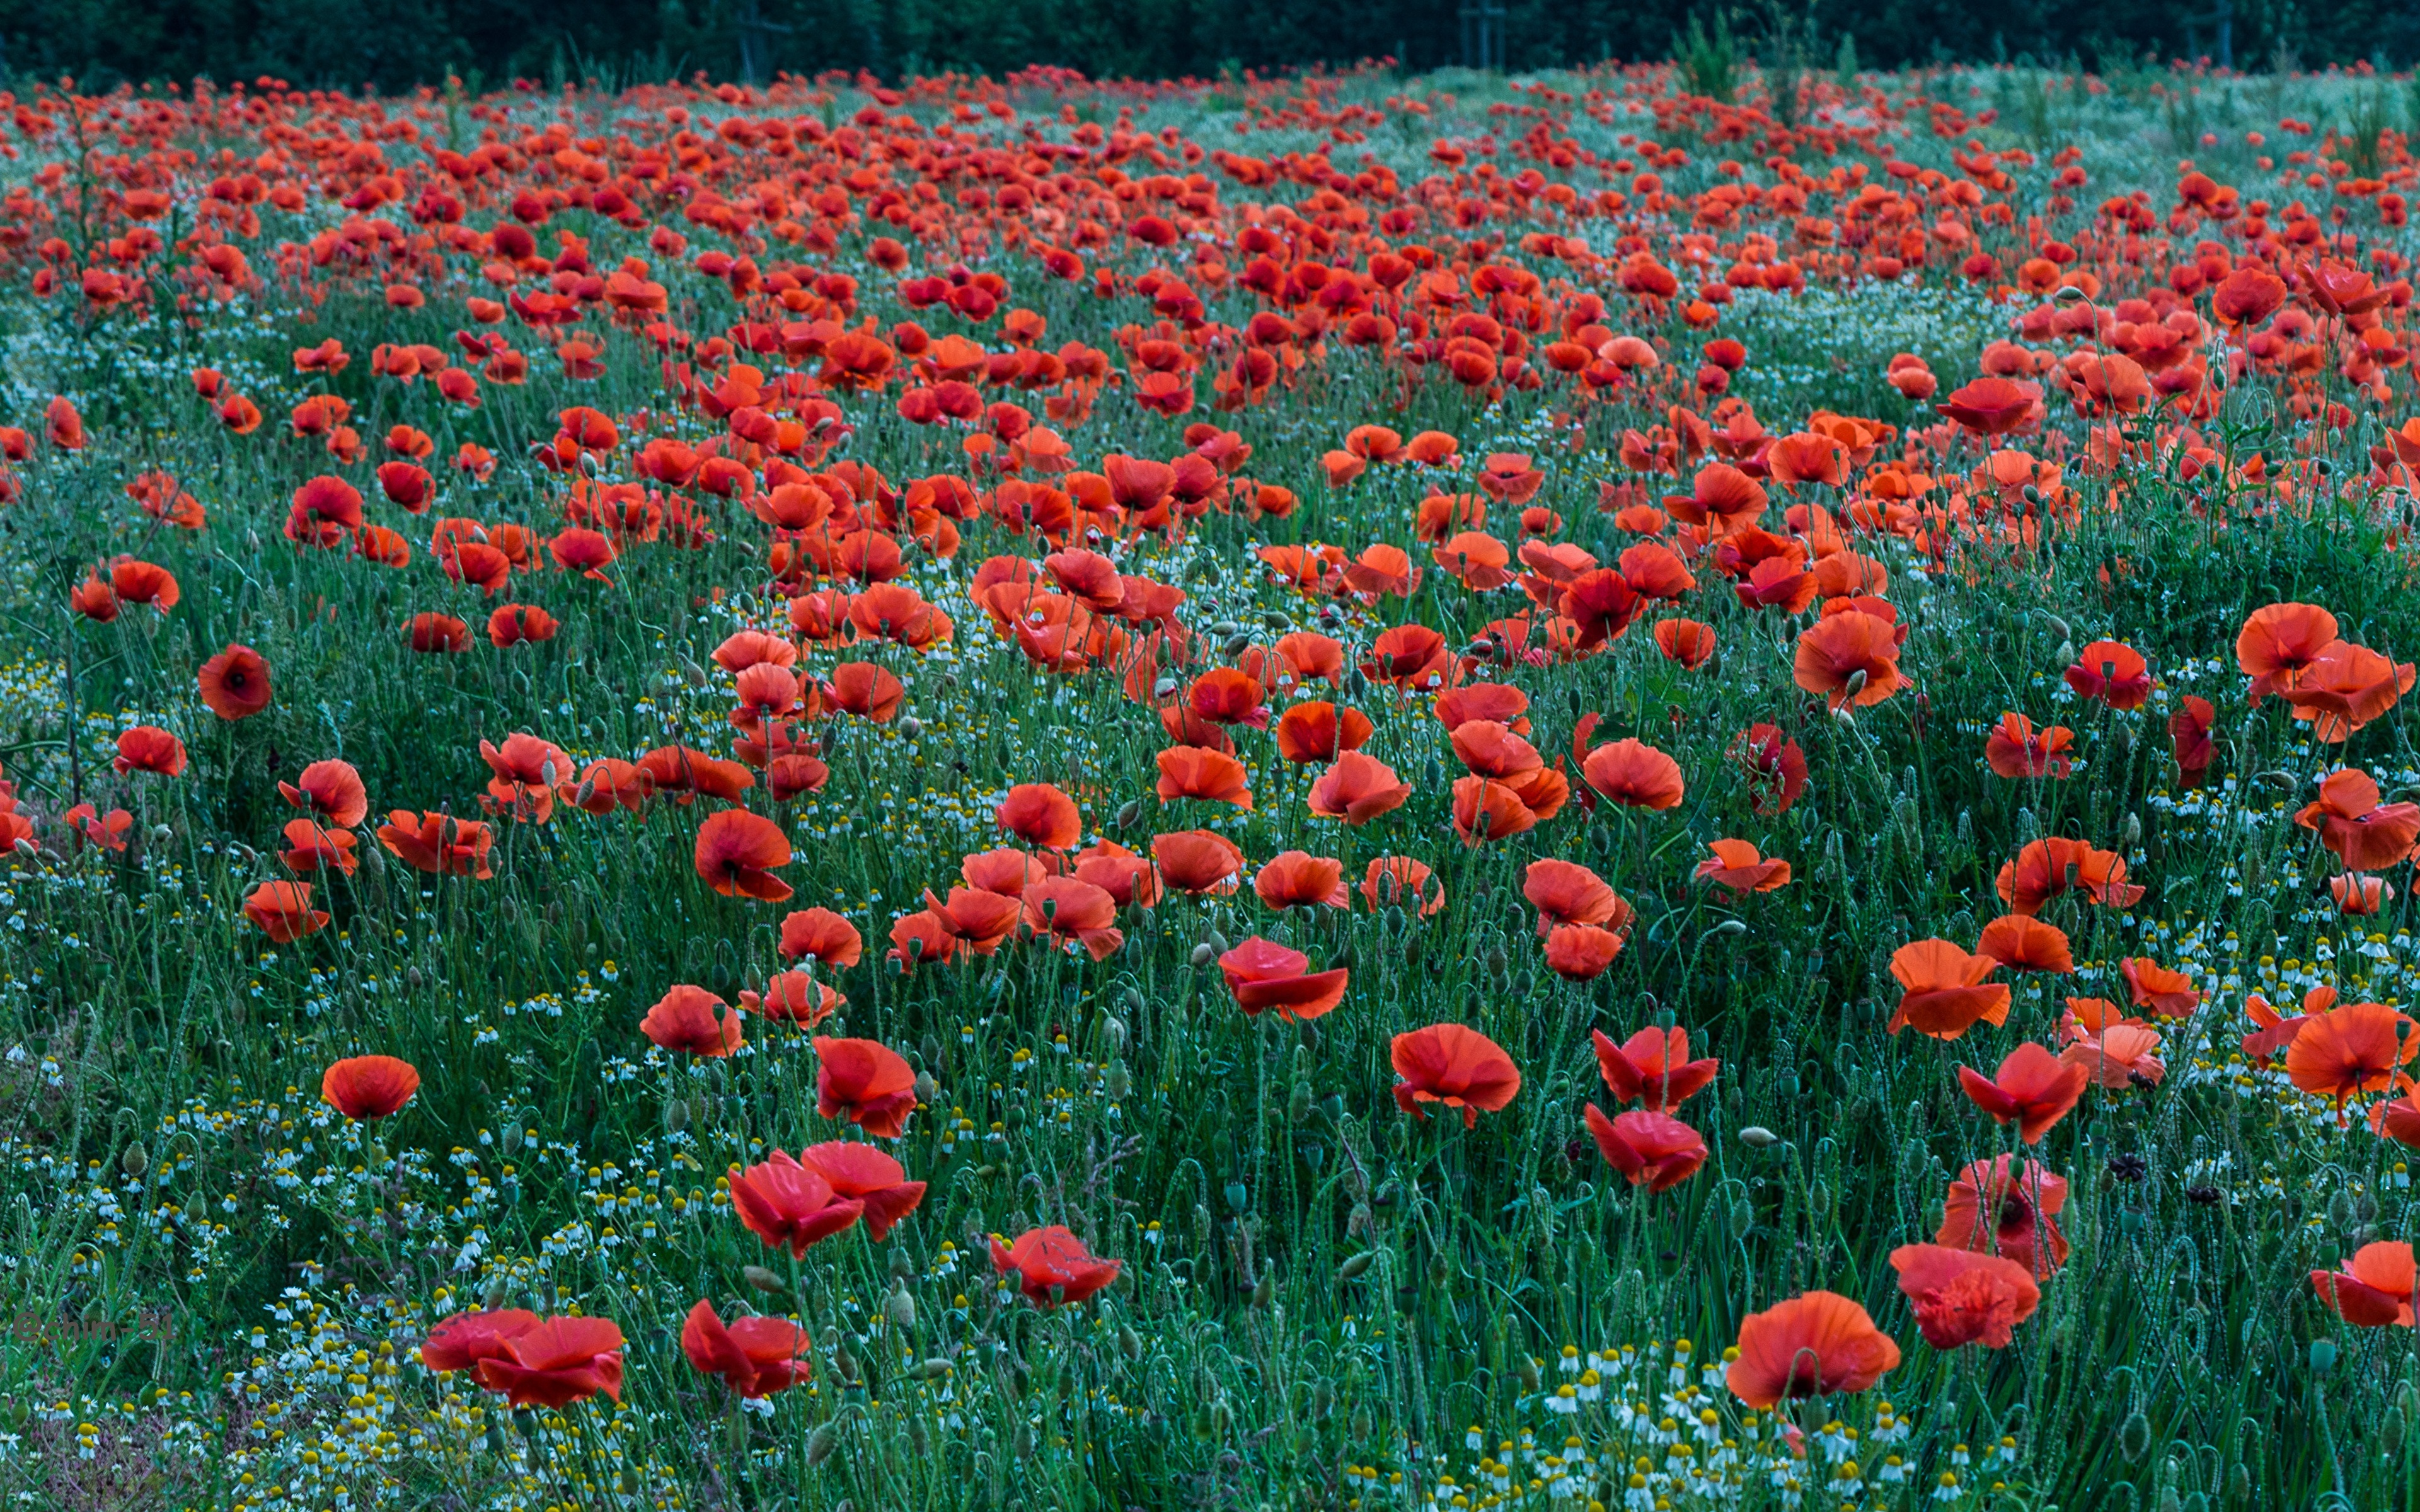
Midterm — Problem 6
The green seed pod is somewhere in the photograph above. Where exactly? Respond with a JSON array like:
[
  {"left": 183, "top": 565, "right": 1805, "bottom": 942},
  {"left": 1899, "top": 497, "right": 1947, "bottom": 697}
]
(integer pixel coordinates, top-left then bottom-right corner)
[{"left": 1338, "top": 1251, "right": 1377, "bottom": 1280}]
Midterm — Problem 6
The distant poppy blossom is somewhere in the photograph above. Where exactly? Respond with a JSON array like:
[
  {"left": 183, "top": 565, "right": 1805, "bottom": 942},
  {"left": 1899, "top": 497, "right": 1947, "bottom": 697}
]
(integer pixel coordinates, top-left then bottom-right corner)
[
  {"left": 1593, "top": 1026, "right": 1719, "bottom": 1111},
  {"left": 814, "top": 1036, "right": 918, "bottom": 1138},
  {"left": 990, "top": 1226, "right": 1121, "bottom": 1306},
  {"left": 1956, "top": 1042, "right": 2088, "bottom": 1143},
  {"left": 113, "top": 725, "right": 187, "bottom": 777},
  {"left": 1887, "top": 939, "right": 2010, "bottom": 1041},
  {"left": 641, "top": 985, "right": 744, "bottom": 1057},
  {"left": 1218, "top": 936, "right": 1349, "bottom": 1019},
  {"left": 243, "top": 879, "right": 328, "bottom": 941},
  {"left": 1391, "top": 1023, "right": 1521, "bottom": 1127},
  {"left": 694, "top": 809, "right": 793, "bottom": 902},
  {"left": 1583, "top": 1105, "right": 1707, "bottom": 1191},
  {"left": 681, "top": 1300, "right": 812, "bottom": 1399},
  {"left": 1889, "top": 1244, "right": 2041, "bottom": 1349},
  {"left": 1725, "top": 1292, "right": 1901, "bottom": 1410},
  {"left": 470, "top": 1316, "right": 625, "bottom": 1409},
  {"left": 198, "top": 644, "right": 271, "bottom": 720},
  {"left": 321, "top": 1055, "right": 420, "bottom": 1120}
]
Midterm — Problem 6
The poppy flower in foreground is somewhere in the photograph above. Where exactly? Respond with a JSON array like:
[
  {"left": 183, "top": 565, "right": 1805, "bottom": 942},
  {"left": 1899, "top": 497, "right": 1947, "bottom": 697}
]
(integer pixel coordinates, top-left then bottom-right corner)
[
  {"left": 1792, "top": 611, "right": 1903, "bottom": 710},
  {"left": 1155, "top": 745, "right": 1253, "bottom": 808},
  {"left": 376, "top": 810, "right": 496, "bottom": 878},
  {"left": 1982, "top": 713, "right": 2073, "bottom": 779},
  {"left": 990, "top": 1225, "right": 1121, "bottom": 1305},
  {"left": 778, "top": 906, "right": 863, "bottom": 967},
  {"left": 280, "top": 759, "right": 368, "bottom": 827},
  {"left": 2295, "top": 769, "right": 2420, "bottom": 871},
  {"left": 996, "top": 782, "right": 1081, "bottom": 850},
  {"left": 1889, "top": 1244, "right": 2041, "bottom": 1349},
  {"left": 2312, "top": 1241, "right": 2416, "bottom": 1328},
  {"left": 729, "top": 1149, "right": 867, "bottom": 1256},
  {"left": 470, "top": 1315, "right": 625, "bottom": 1409},
  {"left": 798, "top": 1141, "right": 926, "bottom": 1239},
  {"left": 814, "top": 1035, "right": 918, "bottom": 1138},
  {"left": 2062, "top": 639, "right": 2151, "bottom": 709},
  {"left": 2285, "top": 999, "right": 2417, "bottom": 1110},
  {"left": 1973, "top": 914, "right": 2073, "bottom": 975},
  {"left": 1306, "top": 750, "right": 1411, "bottom": 823},
  {"left": 1253, "top": 850, "right": 1348, "bottom": 910},
  {"left": 113, "top": 725, "right": 187, "bottom": 777},
  {"left": 694, "top": 808, "right": 793, "bottom": 901},
  {"left": 1725, "top": 1291, "right": 1901, "bottom": 1409},
  {"left": 682, "top": 1300, "right": 813, "bottom": 1398},
  {"left": 198, "top": 643, "right": 272, "bottom": 720},
  {"left": 1692, "top": 839, "right": 1790, "bottom": 895},
  {"left": 1995, "top": 837, "right": 2141, "bottom": 915},
  {"left": 1543, "top": 922, "right": 1626, "bottom": 980},
  {"left": 1360, "top": 855, "right": 1444, "bottom": 915},
  {"left": 1955, "top": 1043, "right": 2087, "bottom": 1143},
  {"left": 1583, "top": 1105, "right": 1707, "bottom": 1191},
  {"left": 1936, "top": 1156, "right": 2069, "bottom": 1278},
  {"left": 244, "top": 879, "right": 329, "bottom": 941},
  {"left": 1593, "top": 1026, "right": 1719, "bottom": 1111},
  {"left": 1391, "top": 1023, "right": 1521, "bottom": 1127},
  {"left": 321, "top": 1055, "right": 420, "bottom": 1120},
  {"left": 421, "top": 1309, "right": 539, "bottom": 1373},
  {"left": 1217, "top": 936, "right": 1349, "bottom": 1019},
  {"left": 640, "top": 985, "right": 744, "bottom": 1057},
  {"left": 1886, "top": 939, "right": 2010, "bottom": 1040}
]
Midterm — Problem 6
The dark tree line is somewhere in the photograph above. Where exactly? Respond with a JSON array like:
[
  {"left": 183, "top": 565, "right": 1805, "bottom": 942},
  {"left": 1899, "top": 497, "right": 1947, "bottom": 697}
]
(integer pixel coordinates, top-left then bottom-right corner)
[{"left": 0, "top": 0, "right": 2410, "bottom": 96}]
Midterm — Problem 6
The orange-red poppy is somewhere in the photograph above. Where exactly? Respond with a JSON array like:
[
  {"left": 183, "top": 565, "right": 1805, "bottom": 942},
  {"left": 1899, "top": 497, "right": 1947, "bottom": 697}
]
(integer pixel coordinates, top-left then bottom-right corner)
[
  {"left": 1253, "top": 850, "right": 1347, "bottom": 910},
  {"left": 2312, "top": 1242, "right": 2417, "bottom": 1328},
  {"left": 778, "top": 907, "right": 863, "bottom": 967},
  {"left": 814, "top": 1036, "right": 918, "bottom": 1137},
  {"left": 198, "top": 643, "right": 271, "bottom": 720},
  {"left": 2286, "top": 999, "right": 2417, "bottom": 1109},
  {"left": 1390, "top": 1023, "right": 1521, "bottom": 1126},
  {"left": 2062, "top": 639, "right": 2152, "bottom": 710},
  {"left": 1936, "top": 1156, "right": 2068, "bottom": 1278},
  {"left": 1580, "top": 738, "right": 1685, "bottom": 810},
  {"left": 1983, "top": 713, "right": 2074, "bottom": 779},
  {"left": 1724, "top": 1292, "right": 1901, "bottom": 1410},
  {"left": 321, "top": 1055, "right": 420, "bottom": 1120},
  {"left": 1693, "top": 838, "right": 1790, "bottom": 895},
  {"left": 1956, "top": 1042, "right": 2088, "bottom": 1143},
  {"left": 694, "top": 809, "right": 793, "bottom": 902},
  {"left": 1360, "top": 856, "right": 1444, "bottom": 915},
  {"left": 1583, "top": 1106, "right": 1706, "bottom": 1190},
  {"left": 1887, "top": 939, "right": 2010, "bottom": 1040},
  {"left": 1155, "top": 745, "right": 1252, "bottom": 809},
  {"left": 681, "top": 1300, "right": 812, "bottom": 1399},
  {"left": 996, "top": 782, "right": 1081, "bottom": 850},
  {"left": 1889, "top": 1244, "right": 2041, "bottom": 1350},
  {"left": 1218, "top": 936, "right": 1349, "bottom": 1019},
  {"left": 1593, "top": 1026, "right": 1718, "bottom": 1110},
  {"left": 243, "top": 879, "right": 328, "bottom": 941},
  {"left": 1792, "top": 611, "right": 1902, "bottom": 710},
  {"left": 642, "top": 985, "right": 744, "bottom": 1056},
  {"left": 990, "top": 1227, "right": 1121, "bottom": 1306},
  {"left": 1973, "top": 914, "right": 2073, "bottom": 973}
]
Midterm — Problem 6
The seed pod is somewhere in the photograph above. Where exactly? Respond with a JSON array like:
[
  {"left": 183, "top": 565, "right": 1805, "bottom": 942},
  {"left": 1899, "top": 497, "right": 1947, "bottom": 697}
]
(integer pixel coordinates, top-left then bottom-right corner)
[{"left": 2119, "top": 1407, "right": 2152, "bottom": 1460}]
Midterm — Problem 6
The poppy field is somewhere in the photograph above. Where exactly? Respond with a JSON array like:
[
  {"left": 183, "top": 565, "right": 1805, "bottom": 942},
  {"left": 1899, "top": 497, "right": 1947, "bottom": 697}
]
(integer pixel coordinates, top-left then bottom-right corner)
[{"left": 7, "top": 54, "right": 2420, "bottom": 1512}]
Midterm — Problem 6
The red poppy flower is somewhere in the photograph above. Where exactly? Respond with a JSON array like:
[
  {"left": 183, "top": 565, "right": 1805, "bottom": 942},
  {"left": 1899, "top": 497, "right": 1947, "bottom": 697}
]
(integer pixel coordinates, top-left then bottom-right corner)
[
  {"left": 1724, "top": 1292, "right": 1901, "bottom": 1410},
  {"left": 1792, "top": 612, "right": 1903, "bottom": 710},
  {"left": 797, "top": 1142, "right": 926, "bottom": 1239},
  {"left": 422, "top": 1309, "right": 539, "bottom": 1373},
  {"left": 1390, "top": 1023, "right": 1521, "bottom": 1127},
  {"left": 1889, "top": 1244, "right": 2041, "bottom": 1349},
  {"left": 1583, "top": 1105, "right": 1707, "bottom": 1191},
  {"left": 729, "top": 1148, "right": 866, "bottom": 1256},
  {"left": 1218, "top": 936, "right": 1349, "bottom": 1019},
  {"left": 1973, "top": 914, "right": 2073, "bottom": 973},
  {"left": 1274, "top": 701, "right": 1373, "bottom": 763},
  {"left": 280, "top": 759, "right": 367, "bottom": 827},
  {"left": 1936, "top": 1156, "right": 2069, "bottom": 1278},
  {"left": 2312, "top": 1241, "right": 2417, "bottom": 1328},
  {"left": 1307, "top": 751, "right": 1411, "bottom": 823},
  {"left": 2286, "top": 1000, "right": 2417, "bottom": 1109},
  {"left": 197, "top": 644, "right": 271, "bottom": 720},
  {"left": 738, "top": 969, "right": 845, "bottom": 1026},
  {"left": 1993, "top": 837, "right": 2141, "bottom": 915},
  {"left": 814, "top": 1036, "right": 918, "bottom": 1138},
  {"left": 243, "top": 879, "right": 328, "bottom": 941},
  {"left": 694, "top": 809, "right": 793, "bottom": 902},
  {"left": 1983, "top": 713, "right": 2074, "bottom": 779},
  {"left": 1020, "top": 874, "right": 1124, "bottom": 959},
  {"left": 1581, "top": 738, "right": 1685, "bottom": 810},
  {"left": 2237, "top": 602, "right": 2339, "bottom": 702},
  {"left": 1727, "top": 723, "right": 1807, "bottom": 814},
  {"left": 470, "top": 1315, "right": 625, "bottom": 1409},
  {"left": 779, "top": 907, "right": 863, "bottom": 967},
  {"left": 1593, "top": 1026, "right": 1719, "bottom": 1110},
  {"left": 321, "top": 1055, "right": 420, "bottom": 1120},
  {"left": 991, "top": 1225, "right": 1121, "bottom": 1305},
  {"left": 1523, "top": 859, "right": 1624, "bottom": 934},
  {"left": 1155, "top": 745, "right": 1252, "bottom": 808},
  {"left": 1693, "top": 839, "right": 1790, "bottom": 895},
  {"left": 1360, "top": 856, "right": 1445, "bottom": 915},
  {"left": 376, "top": 810, "right": 495, "bottom": 878},
  {"left": 1887, "top": 939, "right": 2011, "bottom": 1040},
  {"left": 2062, "top": 639, "right": 2152, "bottom": 709},
  {"left": 996, "top": 782, "right": 1081, "bottom": 850},
  {"left": 641, "top": 985, "right": 744, "bottom": 1057},
  {"left": 682, "top": 1299, "right": 812, "bottom": 1398},
  {"left": 1543, "top": 923, "right": 1626, "bottom": 979},
  {"left": 112, "top": 725, "right": 187, "bottom": 777},
  {"left": 1253, "top": 850, "right": 1348, "bottom": 910},
  {"left": 1956, "top": 1042, "right": 2088, "bottom": 1143}
]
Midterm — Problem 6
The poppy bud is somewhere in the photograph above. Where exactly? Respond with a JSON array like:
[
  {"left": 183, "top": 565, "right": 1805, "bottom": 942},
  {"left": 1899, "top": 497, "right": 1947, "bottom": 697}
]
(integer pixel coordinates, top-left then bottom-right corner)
[
  {"left": 1337, "top": 1251, "right": 1377, "bottom": 1280},
  {"left": 2054, "top": 639, "right": 2076, "bottom": 665},
  {"left": 664, "top": 1098, "right": 689, "bottom": 1133},
  {"left": 2122, "top": 811, "right": 2141, "bottom": 845},
  {"left": 1189, "top": 942, "right": 1216, "bottom": 966},
  {"left": 915, "top": 1356, "right": 950, "bottom": 1380},
  {"left": 1516, "top": 1355, "right": 1541, "bottom": 1391},
  {"left": 1739, "top": 1125, "right": 1779, "bottom": 1148},
  {"left": 502, "top": 1121, "right": 522, "bottom": 1154},
  {"left": 899, "top": 716, "right": 923, "bottom": 739},
  {"left": 745, "top": 1264, "right": 787, "bottom": 1295},
  {"left": 681, "top": 657, "right": 710, "bottom": 687},
  {"left": 806, "top": 1423, "right": 839, "bottom": 1466},
  {"left": 2054, "top": 284, "right": 2087, "bottom": 303},
  {"left": 1250, "top": 1273, "right": 1273, "bottom": 1309},
  {"left": 482, "top": 1276, "right": 510, "bottom": 1310},
  {"left": 884, "top": 1286, "right": 916, "bottom": 1332},
  {"left": 914, "top": 1070, "right": 939, "bottom": 1105},
  {"left": 1120, "top": 1323, "right": 1144, "bottom": 1360},
  {"left": 121, "top": 1142, "right": 149, "bottom": 1177}
]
